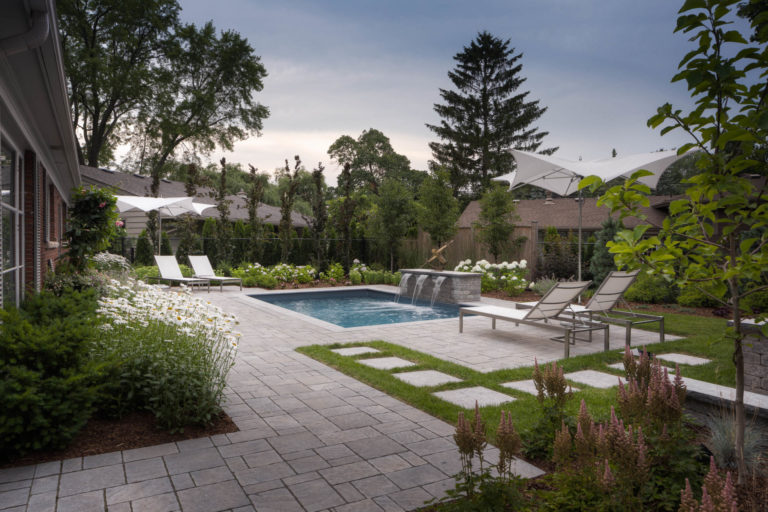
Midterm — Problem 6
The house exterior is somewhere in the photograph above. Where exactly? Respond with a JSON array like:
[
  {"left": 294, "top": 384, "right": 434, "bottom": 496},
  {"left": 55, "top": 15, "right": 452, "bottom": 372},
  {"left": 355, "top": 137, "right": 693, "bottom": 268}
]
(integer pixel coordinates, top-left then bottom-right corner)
[
  {"left": 80, "top": 165, "right": 309, "bottom": 239},
  {"left": 0, "top": 0, "right": 80, "bottom": 307}
]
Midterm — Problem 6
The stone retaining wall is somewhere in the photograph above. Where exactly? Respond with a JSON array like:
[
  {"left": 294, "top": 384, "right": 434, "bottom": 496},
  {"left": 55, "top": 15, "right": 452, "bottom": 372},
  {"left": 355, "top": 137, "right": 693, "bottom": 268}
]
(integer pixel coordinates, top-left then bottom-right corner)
[{"left": 744, "top": 330, "right": 768, "bottom": 396}]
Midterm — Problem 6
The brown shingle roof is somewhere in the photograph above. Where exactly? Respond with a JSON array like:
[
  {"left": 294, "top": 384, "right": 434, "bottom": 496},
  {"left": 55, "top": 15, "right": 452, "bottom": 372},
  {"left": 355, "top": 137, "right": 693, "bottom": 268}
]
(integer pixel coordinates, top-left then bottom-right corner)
[
  {"left": 80, "top": 165, "right": 308, "bottom": 227},
  {"left": 457, "top": 196, "right": 671, "bottom": 230}
]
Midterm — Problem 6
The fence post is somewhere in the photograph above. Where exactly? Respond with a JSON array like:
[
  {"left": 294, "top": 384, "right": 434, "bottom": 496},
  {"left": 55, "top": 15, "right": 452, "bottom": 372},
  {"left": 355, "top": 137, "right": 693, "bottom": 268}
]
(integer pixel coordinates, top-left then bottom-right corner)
[{"left": 528, "top": 221, "right": 538, "bottom": 279}]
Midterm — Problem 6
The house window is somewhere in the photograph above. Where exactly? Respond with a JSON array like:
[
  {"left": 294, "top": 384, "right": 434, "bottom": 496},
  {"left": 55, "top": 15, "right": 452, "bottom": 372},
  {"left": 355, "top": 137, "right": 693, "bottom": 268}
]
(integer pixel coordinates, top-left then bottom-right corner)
[{"left": 1, "top": 142, "right": 23, "bottom": 307}]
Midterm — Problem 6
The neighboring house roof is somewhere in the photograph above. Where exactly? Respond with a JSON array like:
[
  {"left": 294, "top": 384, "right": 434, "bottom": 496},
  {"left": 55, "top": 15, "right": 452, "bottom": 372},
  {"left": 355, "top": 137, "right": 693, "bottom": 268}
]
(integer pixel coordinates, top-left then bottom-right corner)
[
  {"left": 457, "top": 196, "right": 672, "bottom": 231},
  {"left": 0, "top": 0, "right": 80, "bottom": 199},
  {"left": 80, "top": 165, "right": 309, "bottom": 228}
]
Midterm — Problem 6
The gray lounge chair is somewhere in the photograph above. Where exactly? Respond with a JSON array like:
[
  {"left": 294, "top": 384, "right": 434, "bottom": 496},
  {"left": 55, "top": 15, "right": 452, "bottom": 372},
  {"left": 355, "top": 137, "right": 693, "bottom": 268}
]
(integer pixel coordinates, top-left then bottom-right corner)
[
  {"left": 154, "top": 255, "right": 210, "bottom": 291},
  {"left": 518, "top": 270, "right": 663, "bottom": 346},
  {"left": 189, "top": 255, "right": 242, "bottom": 291},
  {"left": 459, "top": 280, "right": 608, "bottom": 358}
]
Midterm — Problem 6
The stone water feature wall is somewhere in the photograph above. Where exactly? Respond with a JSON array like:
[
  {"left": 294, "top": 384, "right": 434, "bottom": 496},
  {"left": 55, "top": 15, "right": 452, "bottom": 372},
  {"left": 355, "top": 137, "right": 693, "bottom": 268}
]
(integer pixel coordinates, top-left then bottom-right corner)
[
  {"left": 397, "top": 269, "right": 481, "bottom": 304},
  {"left": 742, "top": 322, "right": 768, "bottom": 396}
]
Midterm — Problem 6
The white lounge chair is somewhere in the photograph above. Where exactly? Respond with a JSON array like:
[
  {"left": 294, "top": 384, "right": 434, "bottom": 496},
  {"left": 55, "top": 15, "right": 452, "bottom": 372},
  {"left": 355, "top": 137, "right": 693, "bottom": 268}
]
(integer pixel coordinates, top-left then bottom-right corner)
[
  {"left": 154, "top": 255, "right": 210, "bottom": 292},
  {"left": 459, "top": 281, "right": 608, "bottom": 358},
  {"left": 188, "top": 255, "right": 242, "bottom": 291},
  {"left": 518, "top": 270, "right": 663, "bottom": 346}
]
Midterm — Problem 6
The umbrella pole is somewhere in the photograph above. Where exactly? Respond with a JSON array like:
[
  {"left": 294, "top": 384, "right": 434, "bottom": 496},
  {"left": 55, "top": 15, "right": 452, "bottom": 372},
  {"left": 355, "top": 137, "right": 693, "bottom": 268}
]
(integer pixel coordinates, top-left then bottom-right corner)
[
  {"left": 577, "top": 189, "right": 582, "bottom": 282},
  {"left": 157, "top": 216, "right": 162, "bottom": 255}
]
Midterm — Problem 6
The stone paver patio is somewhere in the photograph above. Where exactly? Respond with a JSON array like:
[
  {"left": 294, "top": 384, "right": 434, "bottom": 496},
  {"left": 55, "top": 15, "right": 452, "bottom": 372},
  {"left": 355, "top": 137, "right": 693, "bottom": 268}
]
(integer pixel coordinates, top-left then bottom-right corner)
[{"left": 0, "top": 285, "right": 670, "bottom": 511}]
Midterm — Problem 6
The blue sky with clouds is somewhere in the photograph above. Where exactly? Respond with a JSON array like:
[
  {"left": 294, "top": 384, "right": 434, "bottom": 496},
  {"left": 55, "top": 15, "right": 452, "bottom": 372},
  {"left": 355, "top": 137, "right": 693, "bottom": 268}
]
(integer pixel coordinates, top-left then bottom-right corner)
[{"left": 177, "top": 0, "right": 749, "bottom": 182}]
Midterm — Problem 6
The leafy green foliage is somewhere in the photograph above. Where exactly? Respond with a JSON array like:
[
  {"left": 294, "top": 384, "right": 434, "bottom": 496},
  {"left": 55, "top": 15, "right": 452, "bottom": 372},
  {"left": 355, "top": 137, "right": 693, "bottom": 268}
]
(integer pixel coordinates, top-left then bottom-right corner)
[
  {"left": 538, "top": 227, "right": 579, "bottom": 280},
  {"left": 327, "top": 129, "right": 414, "bottom": 193},
  {"left": 0, "top": 290, "right": 100, "bottom": 459},
  {"left": 319, "top": 262, "right": 345, "bottom": 282},
  {"left": 474, "top": 185, "right": 521, "bottom": 262},
  {"left": 367, "top": 179, "right": 416, "bottom": 271},
  {"left": 623, "top": 272, "right": 679, "bottom": 304},
  {"left": 589, "top": 217, "right": 623, "bottom": 286},
  {"left": 135, "top": 229, "right": 155, "bottom": 266},
  {"left": 65, "top": 187, "right": 120, "bottom": 270},
  {"left": 277, "top": 156, "right": 303, "bottom": 262},
  {"left": 677, "top": 284, "right": 721, "bottom": 308},
  {"left": 349, "top": 269, "right": 362, "bottom": 285},
  {"left": 416, "top": 168, "right": 459, "bottom": 247},
  {"left": 427, "top": 31, "right": 556, "bottom": 199},
  {"left": 584, "top": 1, "right": 768, "bottom": 476}
]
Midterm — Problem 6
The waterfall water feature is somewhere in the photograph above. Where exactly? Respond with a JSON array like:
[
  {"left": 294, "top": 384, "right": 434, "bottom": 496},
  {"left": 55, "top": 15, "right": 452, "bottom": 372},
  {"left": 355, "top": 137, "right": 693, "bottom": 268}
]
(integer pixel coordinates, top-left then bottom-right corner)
[
  {"left": 411, "top": 275, "right": 428, "bottom": 304},
  {"left": 430, "top": 276, "right": 447, "bottom": 306},
  {"left": 395, "top": 273, "right": 412, "bottom": 303}
]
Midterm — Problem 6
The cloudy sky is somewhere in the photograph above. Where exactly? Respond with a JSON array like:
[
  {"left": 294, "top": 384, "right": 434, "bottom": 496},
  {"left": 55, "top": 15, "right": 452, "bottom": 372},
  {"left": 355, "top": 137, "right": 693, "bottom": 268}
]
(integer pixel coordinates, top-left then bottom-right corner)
[{"left": 176, "top": 0, "right": 747, "bottom": 183}]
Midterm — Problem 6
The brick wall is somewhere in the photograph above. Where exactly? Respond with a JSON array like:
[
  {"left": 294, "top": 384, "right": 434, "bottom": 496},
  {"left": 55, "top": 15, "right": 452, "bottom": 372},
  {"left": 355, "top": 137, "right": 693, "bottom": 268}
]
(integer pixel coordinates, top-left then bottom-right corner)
[{"left": 22, "top": 150, "right": 66, "bottom": 293}]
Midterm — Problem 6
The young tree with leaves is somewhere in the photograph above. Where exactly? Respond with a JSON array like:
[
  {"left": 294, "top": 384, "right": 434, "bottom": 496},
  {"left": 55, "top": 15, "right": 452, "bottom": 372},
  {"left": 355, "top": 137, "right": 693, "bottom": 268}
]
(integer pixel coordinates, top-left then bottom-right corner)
[
  {"left": 277, "top": 156, "right": 302, "bottom": 262},
  {"left": 213, "top": 158, "right": 233, "bottom": 266},
  {"left": 304, "top": 163, "right": 329, "bottom": 272},
  {"left": 416, "top": 168, "right": 459, "bottom": 247},
  {"left": 582, "top": 0, "right": 768, "bottom": 481},
  {"left": 336, "top": 163, "right": 357, "bottom": 273},
  {"left": 475, "top": 184, "right": 520, "bottom": 262},
  {"left": 427, "top": 31, "right": 556, "bottom": 199},
  {"left": 175, "top": 163, "right": 202, "bottom": 264},
  {"left": 246, "top": 164, "right": 268, "bottom": 263},
  {"left": 368, "top": 180, "right": 416, "bottom": 272}
]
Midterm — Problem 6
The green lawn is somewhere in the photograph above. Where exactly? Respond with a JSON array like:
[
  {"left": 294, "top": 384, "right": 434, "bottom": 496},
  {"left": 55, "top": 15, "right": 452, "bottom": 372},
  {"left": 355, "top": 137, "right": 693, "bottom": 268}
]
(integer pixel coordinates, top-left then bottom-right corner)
[{"left": 296, "top": 311, "right": 731, "bottom": 444}]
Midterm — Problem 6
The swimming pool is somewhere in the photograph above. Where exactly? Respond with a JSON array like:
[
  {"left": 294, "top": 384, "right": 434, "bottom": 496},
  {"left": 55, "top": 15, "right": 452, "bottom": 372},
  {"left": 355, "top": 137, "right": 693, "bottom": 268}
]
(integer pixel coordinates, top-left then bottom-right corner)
[{"left": 249, "top": 289, "right": 463, "bottom": 328}]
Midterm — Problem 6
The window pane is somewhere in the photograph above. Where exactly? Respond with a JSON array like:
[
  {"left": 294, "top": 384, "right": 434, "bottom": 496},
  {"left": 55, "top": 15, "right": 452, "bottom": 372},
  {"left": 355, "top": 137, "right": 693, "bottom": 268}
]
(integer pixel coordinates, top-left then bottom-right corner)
[
  {"left": 3, "top": 270, "right": 17, "bottom": 307},
  {"left": 1, "top": 145, "right": 15, "bottom": 207},
  {"left": 2, "top": 207, "right": 14, "bottom": 268}
]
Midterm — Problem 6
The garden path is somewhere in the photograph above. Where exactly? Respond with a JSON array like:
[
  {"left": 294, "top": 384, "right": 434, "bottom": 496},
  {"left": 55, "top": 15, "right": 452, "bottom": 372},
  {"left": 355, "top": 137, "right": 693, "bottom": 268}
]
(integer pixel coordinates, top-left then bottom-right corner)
[{"left": 0, "top": 285, "right": 669, "bottom": 512}]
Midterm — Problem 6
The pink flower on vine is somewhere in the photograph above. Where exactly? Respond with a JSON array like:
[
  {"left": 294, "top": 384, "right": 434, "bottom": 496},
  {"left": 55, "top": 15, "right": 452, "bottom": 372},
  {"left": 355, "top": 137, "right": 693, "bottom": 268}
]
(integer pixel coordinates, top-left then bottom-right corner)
[
  {"left": 99, "top": 202, "right": 106, "bottom": 208},
  {"left": 115, "top": 220, "right": 124, "bottom": 228}
]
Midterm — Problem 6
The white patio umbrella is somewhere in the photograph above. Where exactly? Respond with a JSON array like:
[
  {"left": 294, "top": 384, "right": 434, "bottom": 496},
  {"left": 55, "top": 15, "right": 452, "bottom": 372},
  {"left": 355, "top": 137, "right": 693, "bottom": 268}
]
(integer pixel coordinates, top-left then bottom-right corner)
[
  {"left": 115, "top": 196, "right": 214, "bottom": 254},
  {"left": 493, "top": 149, "right": 695, "bottom": 280}
]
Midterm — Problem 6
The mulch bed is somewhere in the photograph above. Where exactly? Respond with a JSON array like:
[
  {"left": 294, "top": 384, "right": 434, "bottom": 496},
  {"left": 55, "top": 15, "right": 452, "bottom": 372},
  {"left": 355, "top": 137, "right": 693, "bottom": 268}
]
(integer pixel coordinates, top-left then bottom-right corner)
[{"left": 1, "top": 411, "right": 238, "bottom": 469}]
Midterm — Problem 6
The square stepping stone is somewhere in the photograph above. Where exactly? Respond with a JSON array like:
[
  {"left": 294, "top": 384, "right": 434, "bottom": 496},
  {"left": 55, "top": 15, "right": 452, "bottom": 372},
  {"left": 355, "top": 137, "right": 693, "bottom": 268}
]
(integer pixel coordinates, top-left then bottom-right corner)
[
  {"left": 432, "top": 386, "right": 515, "bottom": 409},
  {"left": 607, "top": 362, "right": 625, "bottom": 371},
  {"left": 564, "top": 370, "right": 625, "bottom": 389},
  {"left": 655, "top": 353, "right": 711, "bottom": 366},
  {"left": 359, "top": 357, "right": 416, "bottom": 370},
  {"left": 332, "top": 346, "right": 380, "bottom": 356},
  {"left": 393, "top": 370, "right": 462, "bottom": 387},
  {"left": 500, "top": 379, "right": 578, "bottom": 395}
]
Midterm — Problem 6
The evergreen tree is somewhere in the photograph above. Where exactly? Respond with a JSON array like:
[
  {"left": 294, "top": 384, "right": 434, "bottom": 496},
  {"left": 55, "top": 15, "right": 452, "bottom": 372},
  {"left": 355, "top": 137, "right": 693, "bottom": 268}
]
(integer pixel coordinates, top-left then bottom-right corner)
[
  {"left": 589, "top": 217, "right": 623, "bottom": 286},
  {"left": 305, "top": 163, "right": 329, "bottom": 272},
  {"left": 176, "top": 163, "right": 201, "bottom": 265},
  {"left": 215, "top": 158, "right": 233, "bottom": 266},
  {"left": 427, "top": 31, "right": 556, "bottom": 200},
  {"left": 336, "top": 163, "right": 357, "bottom": 273}
]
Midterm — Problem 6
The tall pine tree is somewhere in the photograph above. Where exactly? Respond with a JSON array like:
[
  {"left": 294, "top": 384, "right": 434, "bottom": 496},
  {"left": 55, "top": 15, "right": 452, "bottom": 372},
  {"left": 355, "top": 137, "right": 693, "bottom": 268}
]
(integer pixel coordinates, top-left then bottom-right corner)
[{"left": 427, "top": 31, "right": 556, "bottom": 200}]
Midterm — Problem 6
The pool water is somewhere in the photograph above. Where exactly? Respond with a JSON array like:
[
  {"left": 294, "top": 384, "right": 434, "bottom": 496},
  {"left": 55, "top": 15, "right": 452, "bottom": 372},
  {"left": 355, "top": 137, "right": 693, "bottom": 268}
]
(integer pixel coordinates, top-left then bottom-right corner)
[{"left": 249, "top": 289, "right": 462, "bottom": 328}]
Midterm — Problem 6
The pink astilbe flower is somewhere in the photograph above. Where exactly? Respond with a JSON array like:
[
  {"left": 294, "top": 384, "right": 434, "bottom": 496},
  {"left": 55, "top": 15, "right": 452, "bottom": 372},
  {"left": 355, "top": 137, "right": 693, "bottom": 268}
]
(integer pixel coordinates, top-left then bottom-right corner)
[
  {"left": 601, "top": 459, "right": 615, "bottom": 489},
  {"left": 552, "top": 421, "right": 573, "bottom": 467},
  {"left": 496, "top": 410, "right": 522, "bottom": 479}
]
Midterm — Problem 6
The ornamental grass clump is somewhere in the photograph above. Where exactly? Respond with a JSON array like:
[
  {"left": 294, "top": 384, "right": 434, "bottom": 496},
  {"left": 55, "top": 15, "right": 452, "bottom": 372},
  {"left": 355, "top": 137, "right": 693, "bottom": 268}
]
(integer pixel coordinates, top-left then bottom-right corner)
[{"left": 93, "top": 278, "right": 239, "bottom": 431}]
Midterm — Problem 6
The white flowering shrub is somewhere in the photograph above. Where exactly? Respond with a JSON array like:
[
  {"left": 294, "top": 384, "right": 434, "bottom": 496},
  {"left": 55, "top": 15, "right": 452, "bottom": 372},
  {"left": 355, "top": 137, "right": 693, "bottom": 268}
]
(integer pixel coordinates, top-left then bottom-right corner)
[
  {"left": 232, "top": 262, "right": 316, "bottom": 287},
  {"left": 93, "top": 278, "right": 239, "bottom": 430},
  {"left": 91, "top": 252, "right": 132, "bottom": 274},
  {"left": 454, "top": 259, "right": 529, "bottom": 296}
]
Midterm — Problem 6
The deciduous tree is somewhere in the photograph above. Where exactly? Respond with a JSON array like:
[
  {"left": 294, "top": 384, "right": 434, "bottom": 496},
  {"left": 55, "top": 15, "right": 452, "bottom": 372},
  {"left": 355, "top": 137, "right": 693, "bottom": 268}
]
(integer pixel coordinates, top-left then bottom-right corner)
[
  {"left": 475, "top": 184, "right": 520, "bottom": 262},
  {"left": 582, "top": 0, "right": 768, "bottom": 481},
  {"left": 328, "top": 129, "right": 411, "bottom": 193},
  {"left": 416, "top": 169, "right": 459, "bottom": 247},
  {"left": 368, "top": 180, "right": 416, "bottom": 271}
]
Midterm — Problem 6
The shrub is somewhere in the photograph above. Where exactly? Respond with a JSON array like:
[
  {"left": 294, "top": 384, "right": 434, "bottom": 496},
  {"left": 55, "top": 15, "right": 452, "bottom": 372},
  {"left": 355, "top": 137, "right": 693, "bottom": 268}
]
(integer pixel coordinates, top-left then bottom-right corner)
[
  {"left": 741, "top": 289, "right": 768, "bottom": 315},
  {"left": 455, "top": 259, "right": 528, "bottom": 296},
  {"left": 65, "top": 186, "right": 119, "bottom": 270},
  {"left": 524, "top": 359, "right": 574, "bottom": 460},
  {"left": 531, "top": 276, "right": 558, "bottom": 296},
  {"left": 321, "top": 262, "right": 345, "bottom": 281},
  {"left": 677, "top": 285, "right": 721, "bottom": 308},
  {"left": 160, "top": 231, "right": 172, "bottom": 256},
  {"left": 44, "top": 267, "right": 110, "bottom": 297},
  {"left": 349, "top": 270, "right": 362, "bottom": 285},
  {"left": 0, "top": 289, "right": 100, "bottom": 458},
  {"left": 90, "top": 252, "right": 132, "bottom": 276},
  {"left": 93, "top": 279, "right": 238, "bottom": 430},
  {"left": 623, "top": 271, "right": 678, "bottom": 304},
  {"left": 135, "top": 229, "right": 154, "bottom": 266}
]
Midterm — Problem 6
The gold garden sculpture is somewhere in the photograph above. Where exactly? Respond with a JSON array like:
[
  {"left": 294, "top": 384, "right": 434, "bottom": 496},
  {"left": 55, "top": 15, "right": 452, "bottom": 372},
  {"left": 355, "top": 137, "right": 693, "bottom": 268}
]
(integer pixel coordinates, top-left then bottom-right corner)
[{"left": 423, "top": 239, "right": 454, "bottom": 270}]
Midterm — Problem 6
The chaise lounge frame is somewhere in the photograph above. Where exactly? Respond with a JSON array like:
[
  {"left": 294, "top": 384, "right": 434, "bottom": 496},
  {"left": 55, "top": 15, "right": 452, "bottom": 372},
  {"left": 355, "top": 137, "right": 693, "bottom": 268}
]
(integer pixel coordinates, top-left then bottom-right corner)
[
  {"left": 189, "top": 255, "right": 243, "bottom": 292},
  {"left": 459, "top": 281, "right": 609, "bottom": 358},
  {"left": 153, "top": 255, "right": 210, "bottom": 292}
]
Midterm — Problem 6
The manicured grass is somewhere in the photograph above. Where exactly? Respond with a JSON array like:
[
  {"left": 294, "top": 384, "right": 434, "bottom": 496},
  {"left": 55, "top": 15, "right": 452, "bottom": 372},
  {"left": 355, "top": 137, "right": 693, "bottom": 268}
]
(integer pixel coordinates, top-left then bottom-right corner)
[{"left": 297, "top": 311, "right": 734, "bottom": 445}]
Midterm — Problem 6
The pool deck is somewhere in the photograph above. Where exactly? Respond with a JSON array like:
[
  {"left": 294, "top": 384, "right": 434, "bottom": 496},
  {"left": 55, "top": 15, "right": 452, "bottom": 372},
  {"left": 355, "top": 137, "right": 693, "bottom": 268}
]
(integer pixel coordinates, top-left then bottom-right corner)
[{"left": 0, "top": 285, "right": 670, "bottom": 512}]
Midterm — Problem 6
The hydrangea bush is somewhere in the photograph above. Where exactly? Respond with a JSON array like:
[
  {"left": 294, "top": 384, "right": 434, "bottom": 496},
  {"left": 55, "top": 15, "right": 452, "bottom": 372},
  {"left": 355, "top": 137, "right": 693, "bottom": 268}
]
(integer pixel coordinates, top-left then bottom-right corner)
[
  {"left": 94, "top": 278, "right": 239, "bottom": 430},
  {"left": 232, "top": 262, "right": 316, "bottom": 288},
  {"left": 454, "top": 259, "right": 529, "bottom": 296}
]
